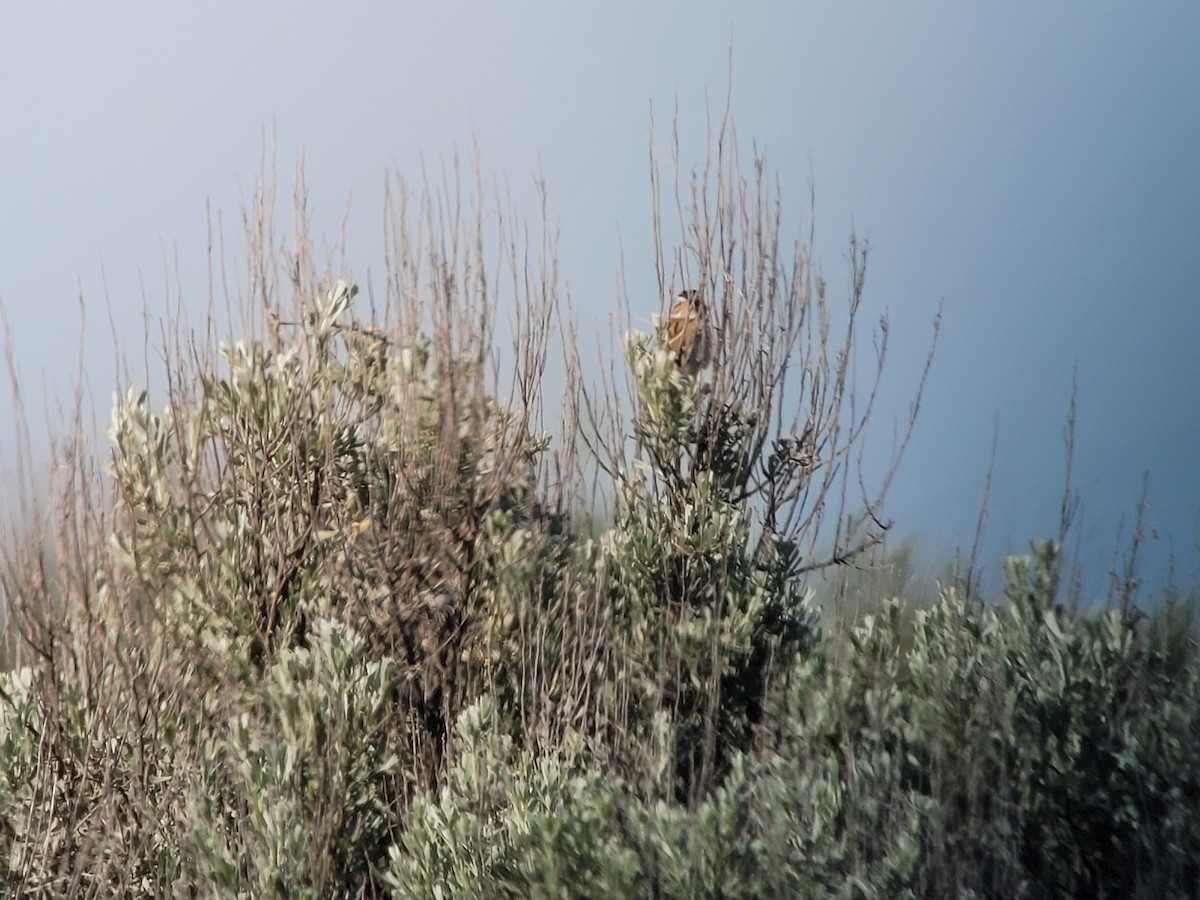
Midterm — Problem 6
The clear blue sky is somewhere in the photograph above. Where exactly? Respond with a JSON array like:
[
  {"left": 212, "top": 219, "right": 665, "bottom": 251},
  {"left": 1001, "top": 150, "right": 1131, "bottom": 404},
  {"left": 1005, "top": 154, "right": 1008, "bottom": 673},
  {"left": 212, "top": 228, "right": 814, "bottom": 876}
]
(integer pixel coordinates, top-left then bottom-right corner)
[{"left": 2, "top": 2, "right": 1198, "bottom": 600}]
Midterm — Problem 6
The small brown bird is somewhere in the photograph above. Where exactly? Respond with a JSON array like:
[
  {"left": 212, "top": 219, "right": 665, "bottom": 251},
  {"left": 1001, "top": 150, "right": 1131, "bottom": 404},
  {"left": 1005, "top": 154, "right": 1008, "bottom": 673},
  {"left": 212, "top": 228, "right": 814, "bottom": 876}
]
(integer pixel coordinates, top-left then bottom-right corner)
[{"left": 665, "top": 289, "right": 712, "bottom": 376}]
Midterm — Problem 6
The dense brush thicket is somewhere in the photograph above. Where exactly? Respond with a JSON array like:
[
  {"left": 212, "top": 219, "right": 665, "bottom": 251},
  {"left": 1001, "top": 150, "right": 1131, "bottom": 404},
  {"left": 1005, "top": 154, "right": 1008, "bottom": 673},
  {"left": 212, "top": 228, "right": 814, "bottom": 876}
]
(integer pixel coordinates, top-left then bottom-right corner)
[{"left": 1, "top": 138, "right": 1197, "bottom": 898}]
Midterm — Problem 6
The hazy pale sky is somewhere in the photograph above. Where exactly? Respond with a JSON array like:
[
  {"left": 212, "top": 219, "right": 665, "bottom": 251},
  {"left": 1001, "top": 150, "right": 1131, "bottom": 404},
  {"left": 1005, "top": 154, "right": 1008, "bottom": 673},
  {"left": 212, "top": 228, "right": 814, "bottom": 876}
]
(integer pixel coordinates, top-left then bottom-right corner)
[{"left": 2, "top": 2, "right": 1198, "bottom": 599}]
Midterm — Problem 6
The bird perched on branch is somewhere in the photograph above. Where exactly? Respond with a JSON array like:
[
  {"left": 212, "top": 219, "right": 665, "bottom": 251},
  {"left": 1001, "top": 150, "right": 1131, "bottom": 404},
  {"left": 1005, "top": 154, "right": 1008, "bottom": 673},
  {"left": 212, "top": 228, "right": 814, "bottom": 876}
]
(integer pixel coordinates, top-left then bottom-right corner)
[{"left": 665, "top": 289, "right": 713, "bottom": 376}]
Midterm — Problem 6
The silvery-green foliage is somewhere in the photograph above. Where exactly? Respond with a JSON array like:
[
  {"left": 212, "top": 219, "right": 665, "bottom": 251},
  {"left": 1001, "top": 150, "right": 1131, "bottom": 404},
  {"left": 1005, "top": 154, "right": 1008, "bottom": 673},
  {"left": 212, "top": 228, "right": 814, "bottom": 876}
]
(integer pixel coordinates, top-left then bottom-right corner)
[
  {"left": 0, "top": 662, "right": 182, "bottom": 896},
  {"left": 621, "top": 753, "right": 819, "bottom": 900},
  {"left": 380, "top": 698, "right": 925, "bottom": 900},
  {"left": 765, "top": 601, "right": 926, "bottom": 897},
  {"left": 996, "top": 542, "right": 1199, "bottom": 895},
  {"left": 384, "top": 700, "right": 639, "bottom": 899},
  {"left": 622, "top": 758, "right": 758, "bottom": 899},
  {"left": 185, "top": 618, "right": 400, "bottom": 899},
  {"left": 385, "top": 706, "right": 780, "bottom": 899},
  {"left": 896, "top": 544, "right": 1200, "bottom": 896},
  {"left": 0, "top": 666, "right": 40, "bottom": 883},
  {"left": 105, "top": 279, "right": 536, "bottom": 677},
  {"left": 107, "top": 330, "right": 327, "bottom": 677},
  {"left": 599, "top": 328, "right": 817, "bottom": 802}
]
